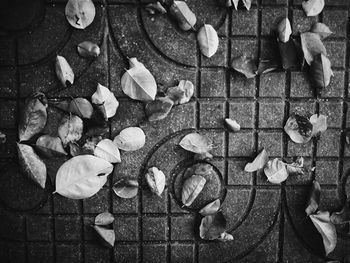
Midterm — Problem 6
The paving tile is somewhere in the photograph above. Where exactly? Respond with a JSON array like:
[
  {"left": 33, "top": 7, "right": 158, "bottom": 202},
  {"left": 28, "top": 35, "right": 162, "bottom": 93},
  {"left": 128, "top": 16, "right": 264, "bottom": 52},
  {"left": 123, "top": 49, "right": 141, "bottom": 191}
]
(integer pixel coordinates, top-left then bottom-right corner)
[
  {"left": 26, "top": 215, "right": 52, "bottom": 241},
  {"left": 114, "top": 216, "right": 139, "bottom": 241},
  {"left": 56, "top": 244, "right": 82, "bottom": 263},
  {"left": 142, "top": 216, "right": 167, "bottom": 241},
  {"left": 199, "top": 100, "right": 226, "bottom": 128},
  {"left": 171, "top": 243, "right": 195, "bottom": 263},
  {"left": 142, "top": 244, "right": 167, "bottom": 263},
  {"left": 55, "top": 215, "right": 82, "bottom": 241}
]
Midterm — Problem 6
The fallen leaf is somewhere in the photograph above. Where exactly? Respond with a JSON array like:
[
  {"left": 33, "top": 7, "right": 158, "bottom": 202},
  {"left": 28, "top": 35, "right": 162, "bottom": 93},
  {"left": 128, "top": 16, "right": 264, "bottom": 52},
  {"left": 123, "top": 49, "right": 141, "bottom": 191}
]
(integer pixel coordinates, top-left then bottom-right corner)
[
  {"left": 310, "top": 114, "right": 327, "bottom": 137},
  {"left": 199, "top": 199, "right": 221, "bottom": 216},
  {"left": 55, "top": 55, "right": 74, "bottom": 87},
  {"left": 55, "top": 155, "right": 113, "bottom": 199},
  {"left": 113, "top": 127, "right": 146, "bottom": 151},
  {"left": 69, "top": 98, "right": 94, "bottom": 119},
  {"left": 285, "top": 156, "right": 307, "bottom": 176},
  {"left": 69, "top": 142, "right": 94, "bottom": 156},
  {"left": 19, "top": 92, "right": 48, "bottom": 142},
  {"left": 331, "top": 199, "right": 350, "bottom": 224},
  {"left": 113, "top": 178, "right": 139, "bottom": 199},
  {"left": 145, "top": 2, "right": 167, "bottom": 14},
  {"left": 36, "top": 135, "right": 68, "bottom": 158},
  {"left": 300, "top": 32, "right": 327, "bottom": 65},
  {"left": 179, "top": 133, "right": 212, "bottom": 154},
  {"left": 218, "top": 231, "right": 234, "bottom": 241},
  {"left": 182, "top": 175, "right": 206, "bottom": 206},
  {"left": 244, "top": 148, "right": 269, "bottom": 172},
  {"left": 278, "top": 38, "right": 302, "bottom": 70},
  {"left": 277, "top": 18, "right": 292, "bottom": 43},
  {"left": 264, "top": 158, "right": 288, "bottom": 184},
  {"left": 302, "top": 0, "right": 324, "bottom": 17},
  {"left": 199, "top": 211, "right": 227, "bottom": 240},
  {"left": 145, "top": 167, "right": 166, "bottom": 196},
  {"left": 197, "top": 24, "right": 219, "bottom": 58},
  {"left": 242, "top": 0, "right": 251, "bottom": 10},
  {"left": 284, "top": 113, "right": 313, "bottom": 144},
  {"left": 58, "top": 114, "right": 84, "bottom": 146},
  {"left": 309, "top": 53, "right": 333, "bottom": 89},
  {"left": 65, "top": 0, "right": 95, "bottom": 29},
  {"left": 170, "top": 1, "right": 196, "bottom": 31},
  {"left": 225, "top": 118, "right": 240, "bottom": 132},
  {"left": 225, "top": 0, "right": 239, "bottom": 9},
  {"left": 305, "top": 180, "right": 321, "bottom": 216},
  {"left": 94, "top": 139, "right": 121, "bottom": 163},
  {"left": 91, "top": 83, "right": 119, "bottom": 120},
  {"left": 145, "top": 97, "right": 174, "bottom": 121},
  {"left": 121, "top": 58, "right": 157, "bottom": 102},
  {"left": 95, "top": 212, "right": 114, "bottom": 226},
  {"left": 257, "top": 59, "right": 280, "bottom": 74},
  {"left": 17, "top": 143, "right": 47, "bottom": 188},
  {"left": 231, "top": 55, "right": 257, "bottom": 78},
  {"left": 166, "top": 80, "right": 194, "bottom": 105},
  {"left": 77, "top": 41, "right": 100, "bottom": 58},
  {"left": 0, "top": 131, "right": 6, "bottom": 144},
  {"left": 310, "top": 211, "right": 337, "bottom": 256},
  {"left": 92, "top": 225, "right": 115, "bottom": 247},
  {"left": 311, "top": 22, "right": 332, "bottom": 40}
]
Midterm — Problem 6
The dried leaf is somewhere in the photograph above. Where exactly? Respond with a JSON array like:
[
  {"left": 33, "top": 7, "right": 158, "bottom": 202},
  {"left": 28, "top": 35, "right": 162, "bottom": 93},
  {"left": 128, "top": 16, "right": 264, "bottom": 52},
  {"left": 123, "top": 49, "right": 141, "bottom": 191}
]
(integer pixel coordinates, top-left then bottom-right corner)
[
  {"left": 121, "top": 58, "right": 157, "bottom": 102},
  {"left": 166, "top": 80, "right": 194, "bottom": 105},
  {"left": 94, "top": 139, "right": 121, "bottom": 163},
  {"left": 36, "top": 135, "right": 67, "bottom": 158},
  {"left": 17, "top": 143, "right": 47, "bottom": 188},
  {"left": 170, "top": 1, "right": 196, "bottom": 31},
  {"left": 264, "top": 158, "right": 288, "bottom": 184},
  {"left": 19, "top": 92, "right": 48, "bottom": 142},
  {"left": 145, "top": 97, "right": 174, "bottom": 121},
  {"left": 197, "top": 24, "right": 219, "bottom": 58},
  {"left": 113, "top": 127, "right": 146, "bottom": 151},
  {"left": 55, "top": 155, "right": 113, "bottom": 199},
  {"left": 199, "top": 211, "right": 227, "bottom": 240},
  {"left": 69, "top": 98, "right": 94, "bottom": 119},
  {"left": 244, "top": 148, "right": 269, "bottom": 172},
  {"left": 145, "top": 2, "right": 167, "bottom": 14},
  {"left": 95, "top": 212, "right": 114, "bottom": 226},
  {"left": 302, "top": 0, "right": 324, "bottom": 17},
  {"left": 58, "top": 115, "right": 84, "bottom": 146},
  {"left": 311, "top": 22, "right": 332, "bottom": 40},
  {"left": 77, "top": 41, "right": 100, "bottom": 58},
  {"left": 91, "top": 83, "right": 119, "bottom": 120},
  {"left": 218, "top": 232, "right": 234, "bottom": 242},
  {"left": 199, "top": 199, "right": 221, "bottom": 216},
  {"left": 179, "top": 133, "right": 212, "bottom": 154},
  {"left": 257, "top": 59, "right": 280, "bottom": 74},
  {"left": 305, "top": 180, "right": 321, "bottom": 216},
  {"left": 145, "top": 167, "right": 166, "bottom": 196},
  {"left": 331, "top": 199, "right": 350, "bottom": 224},
  {"left": 65, "top": 0, "right": 95, "bottom": 29},
  {"left": 55, "top": 55, "right": 74, "bottom": 87},
  {"left": 242, "top": 0, "right": 251, "bottom": 10},
  {"left": 225, "top": 118, "right": 240, "bottom": 132},
  {"left": 92, "top": 225, "right": 115, "bottom": 248},
  {"left": 300, "top": 32, "right": 327, "bottom": 65},
  {"left": 277, "top": 18, "right": 292, "bottom": 43},
  {"left": 310, "top": 114, "right": 328, "bottom": 137},
  {"left": 181, "top": 175, "right": 206, "bottom": 206},
  {"left": 310, "top": 211, "right": 337, "bottom": 256},
  {"left": 113, "top": 178, "right": 139, "bottom": 199},
  {"left": 278, "top": 38, "right": 302, "bottom": 70},
  {"left": 310, "top": 53, "right": 333, "bottom": 89},
  {"left": 284, "top": 113, "right": 313, "bottom": 144},
  {"left": 231, "top": 55, "right": 257, "bottom": 78},
  {"left": 285, "top": 156, "right": 307, "bottom": 176}
]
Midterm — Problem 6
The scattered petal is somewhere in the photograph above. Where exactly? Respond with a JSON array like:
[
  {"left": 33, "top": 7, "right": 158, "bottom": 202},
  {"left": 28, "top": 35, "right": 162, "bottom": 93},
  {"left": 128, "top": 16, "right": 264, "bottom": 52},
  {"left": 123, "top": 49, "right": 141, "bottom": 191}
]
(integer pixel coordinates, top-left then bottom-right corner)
[
  {"left": 94, "top": 139, "right": 121, "bottom": 163},
  {"left": 77, "top": 41, "right": 100, "bottom": 58},
  {"left": 95, "top": 212, "right": 115, "bottom": 226},
  {"left": 305, "top": 180, "right": 321, "bottom": 216},
  {"left": 166, "top": 80, "right": 194, "bottom": 105},
  {"left": 170, "top": 1, "right": 196, "bottom": 31},
  {"left": 113, "top": 178, "right": 139, "bottom": 199},
  {"left": 92, "top": 225, "right": 115, "bottom": 248},
  {"left": 309, "top": 53, "right": 333, "bottom": 89},
  {"left": 197, "top": 24, "right": 219, "bottom": 58},
  {"left": 310, "top": 22, "right": 332, "bottom": 40},
  {"left": 302, "top": 0, "right": 325, "bottom": 17},
  {"left": 58, "top": 115, "right": 84, "bottom": 146},
  {"left": 310, "top": 114, "right": 328, "bottom": 137},
  {"left": 277, "top": 18, "right": 292, "bottom": 43},
  {"left": 199, "top": 199, "right": 221, "bottom": 216},
  {"left": 244, "top": 148, "right": 269, "bottom": 172},
  {"left": 225, "top": 118, "right": 240, "bottom": 132},
  {"left": 113, "top": 127, "right": 146, "bottom": 151},
  {"left": 145, "top": 97, "right": 174, "bottom": 121},
  {"left": 264, "top": 158, "right": 288, "bottom": 184},
  {"left": 182, "top": 175, "right": 206, "bottom": 207},
  {"left": 65, "top": 0, "right": 95, "bottom": 29},
  {"left": 145, "top": 167, "right": 166, "bottom": 196},
  {"left": 300, "top": 32, "right": 327, "bottom": 65},
  {"left": 284, "top": 113, "right": 313, "bottom": 144},
  {"left": 179, "top": 133, "right": 212, "bottom": 154},
  {"left": 200, "top": 211, "right": 227, "bottom": 240},
  {"left": 231, "top": 55, "right": 257, "bottom": 78},
  {"left": 36, "top": 135, "right": 68, "bottom": 158},
  {"left": 55, "top": 55, "right": 74, "bottom": 87}
]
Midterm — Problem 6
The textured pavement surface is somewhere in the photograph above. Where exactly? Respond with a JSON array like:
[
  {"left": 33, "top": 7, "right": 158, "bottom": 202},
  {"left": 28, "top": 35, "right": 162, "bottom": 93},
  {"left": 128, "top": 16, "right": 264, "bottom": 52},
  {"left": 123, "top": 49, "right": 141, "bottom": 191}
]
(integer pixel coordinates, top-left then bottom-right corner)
[{"left": 0, "top": 0, "right": 350, "bottom": 262}]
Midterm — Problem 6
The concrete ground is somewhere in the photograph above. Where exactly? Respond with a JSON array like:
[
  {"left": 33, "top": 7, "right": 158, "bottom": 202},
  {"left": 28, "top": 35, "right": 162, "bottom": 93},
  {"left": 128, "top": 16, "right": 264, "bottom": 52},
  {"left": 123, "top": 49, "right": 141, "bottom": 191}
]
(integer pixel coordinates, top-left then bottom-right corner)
[{"left": 0, "top": 0, "right": 349, "bottom": 262}]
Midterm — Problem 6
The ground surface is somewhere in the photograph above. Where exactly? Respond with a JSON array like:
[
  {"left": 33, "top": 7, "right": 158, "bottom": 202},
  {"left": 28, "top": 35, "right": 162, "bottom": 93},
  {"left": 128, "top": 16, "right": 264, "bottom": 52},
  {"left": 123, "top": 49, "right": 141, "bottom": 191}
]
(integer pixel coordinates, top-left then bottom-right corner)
[{"left": 0, "top": 0, "right": 350, "bottom": 262}]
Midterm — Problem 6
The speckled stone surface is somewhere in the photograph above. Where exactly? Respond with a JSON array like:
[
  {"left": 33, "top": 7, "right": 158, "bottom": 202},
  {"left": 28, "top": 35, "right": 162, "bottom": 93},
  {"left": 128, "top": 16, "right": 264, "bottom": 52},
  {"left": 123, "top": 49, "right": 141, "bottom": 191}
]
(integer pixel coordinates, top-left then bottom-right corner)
[{"left": 0, "top": 0, "right": 350, "bottom": 262}]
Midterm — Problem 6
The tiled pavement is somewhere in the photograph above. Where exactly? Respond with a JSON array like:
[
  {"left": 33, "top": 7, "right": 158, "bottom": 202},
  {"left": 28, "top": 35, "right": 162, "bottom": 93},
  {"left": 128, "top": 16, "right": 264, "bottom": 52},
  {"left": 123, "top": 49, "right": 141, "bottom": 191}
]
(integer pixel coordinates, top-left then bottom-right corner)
[{"left": 0, "top": 0, "right": 350, "bottom": 262}]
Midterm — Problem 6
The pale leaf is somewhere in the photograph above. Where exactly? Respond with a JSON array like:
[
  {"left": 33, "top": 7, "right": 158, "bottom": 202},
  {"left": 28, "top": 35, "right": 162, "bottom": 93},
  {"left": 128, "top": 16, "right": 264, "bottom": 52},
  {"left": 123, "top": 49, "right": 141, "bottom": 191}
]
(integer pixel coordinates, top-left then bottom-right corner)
[
  {"left": 199, "top": 211, "right": 226, "bottom": 240},
  {"left": 264, "top": 158, "right": 288, "bottom": 184},
  {"left": 305, "top": 180, "right": 321, "bottom": 216},
  {"left": 225, "top": 118, "right": 240, "bottom": 132},
  {"left": 145, "top": 97, "right": 174, "bottom": 122},
  {"left": 300, "top": 32, "right": 327, "bottom": 65},
  {"left": 65, "top": 0, "right": 95, "bottom": 29},
  {"left": 244, "top": 148, "right": 269, "bottom": 172},
  {"left": 77, "top": 41, "right": 100, "bottom": 58},
  {"left": 166, "top": 80, "right": 194, "bottom": 105},
  {"left": 302, "top": 0, "right": 325, "bottom": 17},
  {"left": 284, "top": 113, "right": 313, "bottom": 144},
  {"left": 170, "top": 1, "right": 196, "bottom": 31},
  {"left": 58, "top": 114, "right": 84, "bottom": 146},
  {"left": 91, "top": 83, "right": 119, "bottom": 119},
  {"left": 94, "top": 139, "right": 121, "bottom": 163},
  {"left": 197, "top": 24, "right": 219, "bottom": 58},
  {"left": 55, "top": 55, "right": 74, "bottom": 87},
  {"left": 310, "top": 54, "right": 333, "bottom": 89},
  {"left": 113, "top": 178, "right": 139, "bottom": 199},
  {"left": 95, "top": 212, "right": 114, "bottom": 226},
  {"left": 145, "top": 167, "right": 166, "bottom": 196},
  {"left": 92, "top": 225, "right": 115, "bottom": 247},
  {"left": 277, "top": 18, "right": 292, "bottom": 43},
  {"left": 231, "top": 55, "right": 257, "bottom": 78},
  {"left": 36, "top": 135, "right": 68, "bottom": 158},
  {"left": 113, "top": 127, "right": 145, "bottom": 152},
  {"left": 310, "top": 114, "right": 328, "bottom": 137},
  {"left": 179, "top": 133, "right": 212, "bottom": 154},
  {"left": 181, "top": 175, "right": 206, "bottom": 206},
  {"left": 311, "top": 22, "right": 332, "bottom": 40},
  {"left": 199, "top": 199, "right": 221, "bottom": 216}
]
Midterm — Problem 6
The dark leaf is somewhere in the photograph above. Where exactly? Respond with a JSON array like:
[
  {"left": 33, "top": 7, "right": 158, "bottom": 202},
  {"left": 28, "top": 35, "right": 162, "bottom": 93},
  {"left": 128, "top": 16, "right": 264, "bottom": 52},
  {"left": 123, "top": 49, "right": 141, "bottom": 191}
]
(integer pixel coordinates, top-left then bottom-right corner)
[
  {"left": 36, "top": 135, "right": 68, "bottom": 158},
  {"left": 310, "top": 53, "right": 333, "bottom": 89},
  {"left": 77, "top": 41, "right": 100, "bottom": 58},
  {"left": 278, "top": 38, "right": 302, "bottom": 70},
  {"left": 92, "top": 225, "right": 115, "bottom": 248},
  {"left": 331, "top": 199, "right": 350, "bottom": 224},
  {"left": 113, "top": 178, "right": 139, "bottom": 199},
  {"left": 231, "top": 55, "right": 257, "bottom": 78},
  {"left": 145, "top": 97, "right": 174, "bottom": 122},
  {"left": 166, "top": 80, "right": 194, "bottom": 105},
  {"left": 257, "top": 59, "right": 280, "bottom": 74},
  {"left": 305, "top": 180, "right": 321, "bottom": 216},
  {"left": 284, "top": 113, "right": 313, "bottom": 144},
  {"left": 199, "top": 211, "right": 227, "bottom": 240}
]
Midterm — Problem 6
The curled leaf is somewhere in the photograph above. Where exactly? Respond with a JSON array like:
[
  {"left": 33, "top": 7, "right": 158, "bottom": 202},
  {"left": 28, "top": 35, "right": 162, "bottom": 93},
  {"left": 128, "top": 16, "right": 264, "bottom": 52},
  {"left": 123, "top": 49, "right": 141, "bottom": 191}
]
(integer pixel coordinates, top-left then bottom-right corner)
[
  {"left": 311, "top": 22, "right": 332, "bottom": 40},
  {"left": 92, "top": 225, "right": 115, "bottom": 248},
  {"left": 94, "top": 139, "right": 121, "bottom": 164},
  {"left": 331, "top": 199, "right": 350, "bottom": 224},
  {"left": 310, "top": 114, "right": 327, "bottom": 137},
  {"left": 145, "top": 167, "right": 166, "bottom": 196},
  {"left": 284, "top": 113, "right": 313, "bottom": 144},
  {"left": 65, "top": 0, "right": 95, "bottom": 29},
  {"left": 218, "top": 232, "right": 234, "bottom": 242},
  {"left": 121, "top": 58, "right": 157, "bottom": 102},
  {"left": 302, "top": 0, "right": 324, "bottom": 17},
  {"left": 199, "top": 199, "right": 221, "bottom": 216},
  {"left": 199, "top": 211, "right": 227, "bottom": 240},
  {"left": 264, "top": 158, "right": 288, "bottom": 184},
  {"left": 58, "top": 115, "right": 84, "bottom": 146},
  {"left": 55, "top": 155, "right": 113, "bottom": 199},
  {"left": 17, "top": 143, "right": 47, "bottom": 188},
  {"left": 145, "top": 97, "right": 174, "bottom": 122},
  {"left": 77, "top": 41, "right": 100, "bottom": 58},
  {"left": 55, "top": 55, "right": 74, "bottom": 87},
  {"left": 244, "top": 148, "right": 269, "bottom": 172},
  {"left": 95, "top": 212, "right": 115, "bottom": 226},
  {"left": 91, "top": 83, "right": 119, "bottom": 120},
  {"left": 166, "top": 80, "right": 194, "bottom": 105},
  {"left": 231, "top": 55, "right": 257, "bottom": 78},
  {"left": 179, "top": 133, "right": 212, "bottom": 154},
  {"left": 19, "top": 92, "right": 48, "bottom": 142},
  {"left": 285, "top": 156, "right": 307, "bottom": 176},
  {"left": 170, "top": 1, "right": 196, "bottom": 31},
  {"left": 113, "top": 127, "right": 145, "bottom": 152},
  {"left": 181, "top": 175, "right": 206, "bottom": 207},
  {"left": 145, "top": 2, "right": 167, "bottom": 14},
  {"left": 197, "top": 24, "right": 219, "bottom": 58},
  {"left": 305, "top": 180, "right": 321, "bottom": 216},
  {"left": 310, "top": 54, "right": 333, "bottom": 89},
  {"left": 277, "top": 18, "right": 292, "bottom": 43},
  {"left": 36, "top": 135, "right": 67, "bottom": 158},
  {"left": 113, "top": 178, "right": 139, "bottom": 199},
  {"left": 69, "top": 98, "right": 94, "bottom": 119},
  {"left": 310, "top": 211, "right": 337, "bottom": 256},
  {"left": 225, "top": 118, "right": 240, "bottom": 132},
  {"left": 300, "top": 32, "right": 327, "bottom": 65}
]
